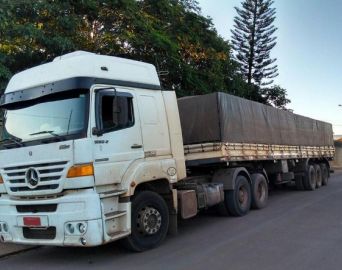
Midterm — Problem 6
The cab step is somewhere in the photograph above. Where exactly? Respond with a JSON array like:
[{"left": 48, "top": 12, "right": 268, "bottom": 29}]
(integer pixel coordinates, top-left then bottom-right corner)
[
  {"left": 108, "top": 230, "right": 130, "bottom": 240},
  {"left": 104, "top": 210, "right": 127, "bottom": 220},
  {"left": 99, "top": 189, "right": 127, "bottom": 199}
]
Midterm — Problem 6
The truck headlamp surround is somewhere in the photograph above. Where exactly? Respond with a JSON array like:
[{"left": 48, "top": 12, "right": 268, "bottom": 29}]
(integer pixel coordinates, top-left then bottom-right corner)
[{"left": 67, "top": 163, "right": 94, "bottom": 178}]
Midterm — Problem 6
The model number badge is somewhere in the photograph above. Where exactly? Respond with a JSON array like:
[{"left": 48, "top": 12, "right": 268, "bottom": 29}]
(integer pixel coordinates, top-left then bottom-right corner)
[{"left": 95, "top": 140, "right": 109, "bottom": 144}]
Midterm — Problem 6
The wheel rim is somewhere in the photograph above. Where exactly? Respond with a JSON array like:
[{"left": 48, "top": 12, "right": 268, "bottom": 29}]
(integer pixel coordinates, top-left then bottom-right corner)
[
  {"left": 137, "top": 206, "right": 162, "bottom": 236},
  {"left": 322, "top": 167, "right": 328, "bottom": 184},
  {"left": 257, "top": 182, "right": 266, "bottom": 201},
  {"left": 310, "top": 169, "right": 316, "bottom": 187},
  {"left": 317, "top": 170, "right": 322, "bottom": 186},
  {"left": 238, "top": 186, "right": 248, "bottom": 208}
]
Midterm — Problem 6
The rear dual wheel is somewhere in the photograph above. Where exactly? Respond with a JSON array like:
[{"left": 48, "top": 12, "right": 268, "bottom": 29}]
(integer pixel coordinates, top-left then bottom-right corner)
[
  {"left": 225, "top": 175, "right": 252, "bottom": 216},
  {"left": 303, "top": 165, "right": 316, "bottom": 191},
  {"left": 320, "top": 163, "right": 329, "bottom": 186},
  {"left": 221, "top": 173, "right": 268, "bottom": 216},
  {"left": 314, "top": 164, "right": 322, "bottom": 188},
  {"left": 251, "top": 173, "right": 268, "bottom": 209}
]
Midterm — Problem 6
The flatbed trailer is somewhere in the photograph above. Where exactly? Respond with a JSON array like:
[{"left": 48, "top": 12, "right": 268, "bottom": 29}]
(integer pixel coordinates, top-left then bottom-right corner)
[{"left": 175, "top": 92, "right": 334, "bottom": 221}]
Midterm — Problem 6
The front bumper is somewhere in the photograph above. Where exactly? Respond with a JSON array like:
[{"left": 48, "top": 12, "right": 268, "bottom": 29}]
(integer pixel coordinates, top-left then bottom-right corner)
[{"left": 0, "top": 189, "right": 104, "bottom": 246}]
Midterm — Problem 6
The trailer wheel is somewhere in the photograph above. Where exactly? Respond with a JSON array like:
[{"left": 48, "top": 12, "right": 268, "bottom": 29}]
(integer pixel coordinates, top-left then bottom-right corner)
[
  {"left": 122, "top": 191, "right": 169, "bottom": 252},
  {"left": 320, "top": 163, "right": 329, "bottom": 186},
  {"left": 303, "top": 165, "right": 316, "bottom": 191},
  {"left": 225, "top": 175, "right": 251, "bottom": 216},
  {"left": 251, "top": 174, "right": 268, "bottom": 209},
  {"left": 314, "top": 164, "right": 322, "bottom": 188}
]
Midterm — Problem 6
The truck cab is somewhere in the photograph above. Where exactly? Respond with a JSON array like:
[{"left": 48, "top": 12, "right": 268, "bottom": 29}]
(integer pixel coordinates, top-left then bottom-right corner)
[{"left": 0, "top": 51, "right": 185, "bottom": 249}]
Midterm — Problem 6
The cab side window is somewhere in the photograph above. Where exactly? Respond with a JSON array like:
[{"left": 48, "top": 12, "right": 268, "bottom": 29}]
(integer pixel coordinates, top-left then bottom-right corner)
[{"left": 100, "top": 94, "right": 134, "bottom": 131}]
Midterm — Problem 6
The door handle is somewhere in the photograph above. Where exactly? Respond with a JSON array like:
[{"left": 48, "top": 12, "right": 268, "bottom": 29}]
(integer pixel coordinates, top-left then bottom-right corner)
[{"left": 131, "top": 144, "right": 143, "bottom": 149}]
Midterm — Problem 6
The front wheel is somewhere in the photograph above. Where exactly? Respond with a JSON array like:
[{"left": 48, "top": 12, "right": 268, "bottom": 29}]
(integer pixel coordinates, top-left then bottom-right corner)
[
  {"left": 122, "top": 191, "right": 169, "bottom": 252},
  {"left": 225, "top": 175, "right": 251, "bottom": 217}
]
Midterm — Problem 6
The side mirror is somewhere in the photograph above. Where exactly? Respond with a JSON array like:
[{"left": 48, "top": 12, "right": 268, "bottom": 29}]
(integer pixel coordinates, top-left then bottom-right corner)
[{"left": 92, "top": 127, "right": 103, "bottom": 136}]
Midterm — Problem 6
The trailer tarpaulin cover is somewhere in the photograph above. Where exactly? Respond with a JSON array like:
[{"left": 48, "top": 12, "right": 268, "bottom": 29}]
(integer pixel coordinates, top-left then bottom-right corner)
[{"left": 178, "top": 92, "right": 334, "bottom": 146}]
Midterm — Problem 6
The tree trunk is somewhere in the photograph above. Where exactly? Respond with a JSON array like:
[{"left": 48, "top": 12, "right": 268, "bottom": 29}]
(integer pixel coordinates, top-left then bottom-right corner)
[{"left": 248, "top": 0, "right": 258, "bottom": 84}]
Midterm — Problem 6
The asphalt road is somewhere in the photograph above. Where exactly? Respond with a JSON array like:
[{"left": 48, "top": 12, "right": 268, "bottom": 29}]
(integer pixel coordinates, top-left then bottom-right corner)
[{"left": 1, "top": 171, "right": 342, "bottom": 270}]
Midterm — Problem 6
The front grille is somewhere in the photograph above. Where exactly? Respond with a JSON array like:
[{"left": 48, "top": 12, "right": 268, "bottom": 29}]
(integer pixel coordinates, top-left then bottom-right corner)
[
  {"left": 16, "top": 204, "right": 57, "bottom": 213},
  {"left": 2, "top": 161, "right": 68, "bottom": 195},
  {"left": 10, "top": 184, "right": 59, "bottom": 192},
  {"left": 23, "top": 227, "right": 56, "bottom": 240}
]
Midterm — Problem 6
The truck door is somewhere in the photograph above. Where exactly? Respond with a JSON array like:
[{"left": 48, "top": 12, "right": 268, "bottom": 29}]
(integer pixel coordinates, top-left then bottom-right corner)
[{"left": 92, "top": 88, "right": 144, "bottom": 185}]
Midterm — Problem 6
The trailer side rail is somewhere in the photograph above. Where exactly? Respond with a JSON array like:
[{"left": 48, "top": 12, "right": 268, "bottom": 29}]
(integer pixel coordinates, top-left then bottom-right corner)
[{"left": 184, "top": 143, "right": 335, "bottom": 162}]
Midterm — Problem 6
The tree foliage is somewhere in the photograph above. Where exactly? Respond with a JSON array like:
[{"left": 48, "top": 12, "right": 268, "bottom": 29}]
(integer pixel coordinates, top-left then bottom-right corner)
[
  {"left": 0, "top": 0, "right": 288, "bottom": 108},
  {"left": 260, "top": 85, "right": 290, "bottom": 109},
  {"left": 231, "top": 0, "right": 278, "bottom": 86}
]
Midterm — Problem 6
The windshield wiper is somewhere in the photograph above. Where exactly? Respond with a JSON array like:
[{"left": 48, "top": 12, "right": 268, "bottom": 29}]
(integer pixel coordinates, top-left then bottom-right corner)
[
  {"left": 29, "top": 130, "right": 61, "bottom": 137},
  {"left": 0, "top": 135, "right": 23, "bottom": 147}
]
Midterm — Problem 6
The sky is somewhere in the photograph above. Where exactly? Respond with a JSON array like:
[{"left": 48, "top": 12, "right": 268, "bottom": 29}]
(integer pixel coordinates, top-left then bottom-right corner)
[{"left": 197, "top": 0, "right": 342, "bottom": 135}]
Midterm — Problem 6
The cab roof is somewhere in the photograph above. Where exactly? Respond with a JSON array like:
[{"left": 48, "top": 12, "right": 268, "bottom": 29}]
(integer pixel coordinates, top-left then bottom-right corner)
[{"left": 5, "top": 51, "right": 161, "bottom": 94}]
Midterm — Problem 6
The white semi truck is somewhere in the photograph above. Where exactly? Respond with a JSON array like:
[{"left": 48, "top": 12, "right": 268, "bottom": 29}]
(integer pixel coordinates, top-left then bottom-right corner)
[{"left": 0, "top": 51, "right": 334, "bottom": 251}]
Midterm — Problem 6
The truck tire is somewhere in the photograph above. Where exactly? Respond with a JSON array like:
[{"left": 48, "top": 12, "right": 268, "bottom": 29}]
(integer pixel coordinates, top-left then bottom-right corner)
[
  {"left": 122, "top": 191, "right": 169, "bottom": 252},
  {"left": 314, "top": 164, "right": 322, "bottom": 188},
  {"left": 320, "top": 163, "right": 329, "bottom": 186},
  {"left": 251, "top": 173, "right": 268, "bottom": 209},
  {"left": 225, "top": 175, "right": 251, "bottom": 216},
  {"left": 303, "top": 165, "right": 316, "bottom": 191}
]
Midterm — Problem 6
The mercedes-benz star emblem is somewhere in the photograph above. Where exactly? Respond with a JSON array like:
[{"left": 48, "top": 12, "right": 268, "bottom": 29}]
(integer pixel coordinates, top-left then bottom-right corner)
[{"left": 25, "top": 168, "right": 39, "bottom": 188}]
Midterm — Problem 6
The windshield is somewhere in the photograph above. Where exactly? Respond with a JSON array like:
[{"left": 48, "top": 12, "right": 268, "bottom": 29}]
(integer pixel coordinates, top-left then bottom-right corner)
[{"left": 2, "top": 89, "right": 89, "bottom": 145}]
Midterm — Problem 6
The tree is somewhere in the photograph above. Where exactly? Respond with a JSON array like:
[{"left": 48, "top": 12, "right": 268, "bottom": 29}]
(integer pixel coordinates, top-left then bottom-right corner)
[
  {"left": 231, "top": 0, "right": 278, "bottom": 86},
  {"left": 0, "top": 0, "right": 89, "bottom": 94},
  {"left": 0, "top": 0, "right": 288, "bottom": 107},
  {"left": 261, "top": 85, "right": 290, "bottom": 109},
  {"left": 0, "top": 0, "right": 248, "bottom": 98}
]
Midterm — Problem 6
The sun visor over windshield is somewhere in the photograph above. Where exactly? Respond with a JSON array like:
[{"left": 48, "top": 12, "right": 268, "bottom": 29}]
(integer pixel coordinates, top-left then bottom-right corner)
[
  {"left": 0, "top": 76, "right": 163, "bottom": 107},
  {"left": 0, "top": 77, "right": 96, "bottom": 107}
]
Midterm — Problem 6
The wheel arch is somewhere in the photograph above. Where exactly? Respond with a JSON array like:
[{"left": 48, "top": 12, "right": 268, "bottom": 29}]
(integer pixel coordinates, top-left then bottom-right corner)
[
  {"left": 134, "top": 178, "right": 172, "bottom": 194},
  {"left": 294, "top": 158, "right": 312, "bottom": 172},
  {"left": 122, "top": 158, "right": 178, "bottom": 197},
  {"left": 320, "top": 157, "right": 331, "bottom": 168},
  {"left": 212, "top": 167, "right": 251, "bottom": 190}
]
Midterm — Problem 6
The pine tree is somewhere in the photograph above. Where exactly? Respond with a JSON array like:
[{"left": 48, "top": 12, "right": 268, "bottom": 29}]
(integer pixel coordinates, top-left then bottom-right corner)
[{"left": 231, "top": 0, "right": 278, "bottom": 85}]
